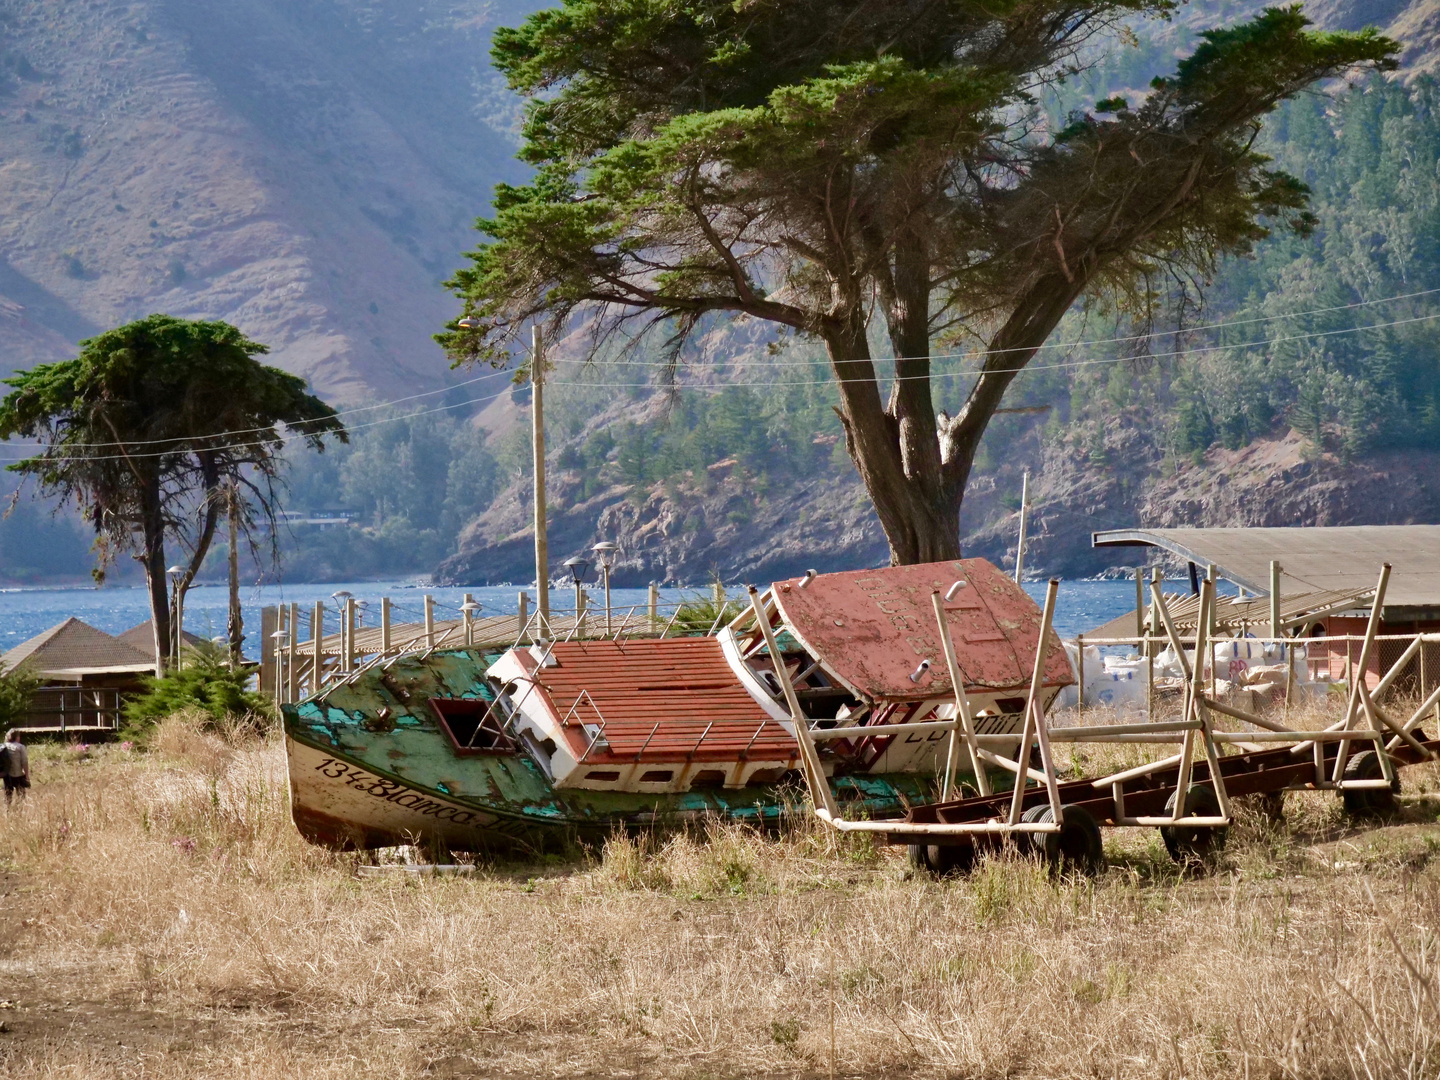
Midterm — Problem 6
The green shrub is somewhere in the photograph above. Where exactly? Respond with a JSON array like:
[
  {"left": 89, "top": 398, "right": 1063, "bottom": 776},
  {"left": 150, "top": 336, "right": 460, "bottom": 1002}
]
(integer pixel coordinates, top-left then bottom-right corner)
[
  {"left": 0, "top": 664, "right": 38, "bottom": 728},
  {"left": 122, "top": 641, "right": 270, "bottom": 738}
]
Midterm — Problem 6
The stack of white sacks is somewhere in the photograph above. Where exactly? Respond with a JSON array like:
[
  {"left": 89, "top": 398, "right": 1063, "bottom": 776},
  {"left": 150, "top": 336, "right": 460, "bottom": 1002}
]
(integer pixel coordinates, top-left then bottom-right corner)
[{"left": 1054, "top": 638, "right": 1326, "bottom": 712}]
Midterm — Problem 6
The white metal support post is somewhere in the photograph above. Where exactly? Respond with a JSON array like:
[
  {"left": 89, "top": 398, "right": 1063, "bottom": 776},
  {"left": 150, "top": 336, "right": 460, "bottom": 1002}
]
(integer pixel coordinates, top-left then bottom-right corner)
[
  {"left": 746, "top": 586, "right": 839, "bottom": 820},
  {"left": 930, "top": 589, "right": 990, "bottom": 799},
  {"left": 1333, "top": 564, "right": 1395, "bottom": 785},
  {"left": 1006, "top": 580, "right": 1064, "bottom": 827},
  {"left": 1013, "top": 470, "right": 1029, "bottom": 583}
]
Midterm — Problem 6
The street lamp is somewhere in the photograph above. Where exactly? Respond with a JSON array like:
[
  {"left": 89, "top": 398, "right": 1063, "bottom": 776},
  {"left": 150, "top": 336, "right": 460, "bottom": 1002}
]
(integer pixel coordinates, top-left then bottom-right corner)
[
  {"left": 331, "top": 591, "right": 355, "bottom": 673},
  {"left": 562, "top": 556, "right": 590, "bottom": 632},
  {"left": 166, "top": 565, "right": 186, "bottom": 670},
  {"left": 592, "top": 541, "right": 618, "bottom": 636},
  {"left": 271, "top": 629, "right": 289, "bottom": 707},
  {"left": 459, "top": 599, "right": 482, "bottom": 646}
]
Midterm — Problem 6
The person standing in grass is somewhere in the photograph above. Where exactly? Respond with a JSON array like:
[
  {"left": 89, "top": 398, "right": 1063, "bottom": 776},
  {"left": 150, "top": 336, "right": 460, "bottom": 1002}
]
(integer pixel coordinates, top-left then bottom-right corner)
[{"left": 2, "top": 729, "right": 29, "bottom": 806}]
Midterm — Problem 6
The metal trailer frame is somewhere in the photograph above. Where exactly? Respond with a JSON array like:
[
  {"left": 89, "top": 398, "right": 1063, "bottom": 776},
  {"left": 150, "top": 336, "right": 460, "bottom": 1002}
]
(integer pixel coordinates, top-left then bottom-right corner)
[{"left": 764, "top": 563, "right": 1440, "bottom": 865}]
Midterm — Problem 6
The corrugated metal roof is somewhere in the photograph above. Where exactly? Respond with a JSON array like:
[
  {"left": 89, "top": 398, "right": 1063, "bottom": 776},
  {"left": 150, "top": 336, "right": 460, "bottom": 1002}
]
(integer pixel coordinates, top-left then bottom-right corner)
[
  {"left": 768, "top": 558, "right": 1073, "bottom": 702},
  {"left": 1080, "top": 586, "right": 1375, "bottom": 639},
  {"left": 1, "top": 618, "right": 155, "bottom": 677},
  {"left": 1092, "top": 526, "right": 1440, "bottom": 609},
  {"left": 511, "top": 638, "right": 795, "bottom": 763}
]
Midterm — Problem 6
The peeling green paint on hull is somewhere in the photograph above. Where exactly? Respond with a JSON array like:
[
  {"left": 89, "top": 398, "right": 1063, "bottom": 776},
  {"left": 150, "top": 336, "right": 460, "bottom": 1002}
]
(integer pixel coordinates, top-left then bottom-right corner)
[{"left": 282, "top": 646, "right": 937, "bottom": 850}]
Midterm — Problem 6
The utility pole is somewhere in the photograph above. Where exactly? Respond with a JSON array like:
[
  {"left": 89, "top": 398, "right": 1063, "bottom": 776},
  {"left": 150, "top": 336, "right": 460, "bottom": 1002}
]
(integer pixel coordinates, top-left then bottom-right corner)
[
  {"left": 226, "top": 480, "right": 243, "bottom": 669},
  {"left": 533, "top": 324, "right": 550, "bottom": 629},
  {"left": 1013, "top": 470, "right": 1030, "bottom": 583}
]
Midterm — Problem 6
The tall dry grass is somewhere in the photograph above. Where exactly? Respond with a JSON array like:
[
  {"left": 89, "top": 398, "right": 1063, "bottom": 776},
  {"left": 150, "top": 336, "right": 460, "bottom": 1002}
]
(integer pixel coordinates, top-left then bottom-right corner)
[{"left": 1, "top": 709, "right": 1439, "bottom": 1078}]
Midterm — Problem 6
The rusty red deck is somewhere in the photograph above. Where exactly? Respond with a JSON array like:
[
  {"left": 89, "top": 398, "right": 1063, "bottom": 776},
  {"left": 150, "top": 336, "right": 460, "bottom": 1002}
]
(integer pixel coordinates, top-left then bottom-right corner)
[
  {"left": 507, "top": 638, "right": 795, "bottom": 763},
  {"left": 769, "top": 559, "right": 1073, "bottom": 702}
]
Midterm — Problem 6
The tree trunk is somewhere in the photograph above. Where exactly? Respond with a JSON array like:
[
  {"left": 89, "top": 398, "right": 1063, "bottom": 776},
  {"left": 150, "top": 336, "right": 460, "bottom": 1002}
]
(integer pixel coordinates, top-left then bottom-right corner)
[
  {"left": 138, "top": 475, "right": 170, "bottom": 677},
  {"left": 823, "top": 308, "right": 962, "bottom": 565},
  {"left": 174, "top": 459, "right": 223, "bottom": 656},
  {"left": 227, "top": 481, "right": 243, "bottom": 668},
  {"left": 826, "top": 271, "right": 1085, "bottom": 568}
]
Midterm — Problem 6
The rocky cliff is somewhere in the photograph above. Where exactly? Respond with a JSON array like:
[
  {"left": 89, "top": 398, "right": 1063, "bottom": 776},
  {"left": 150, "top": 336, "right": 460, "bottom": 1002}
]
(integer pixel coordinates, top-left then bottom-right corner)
[{"left": 440, "top": 406, "right": 1440, "bottom": 586}]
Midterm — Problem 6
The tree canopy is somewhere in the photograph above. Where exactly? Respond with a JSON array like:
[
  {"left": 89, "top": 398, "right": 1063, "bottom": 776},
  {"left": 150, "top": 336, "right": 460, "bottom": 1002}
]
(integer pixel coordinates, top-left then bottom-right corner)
[
  {"left": 0, "top": 314, "right": 346, "bottom": 669},
  {"left": 442, "top": 0, "right": 1397, "bottom": 564}
]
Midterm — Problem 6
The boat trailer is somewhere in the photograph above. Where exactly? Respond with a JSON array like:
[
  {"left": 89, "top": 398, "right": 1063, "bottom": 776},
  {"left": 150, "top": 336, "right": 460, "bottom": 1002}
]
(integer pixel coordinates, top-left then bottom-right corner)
[{"left": 762, "top": 563, "right": 1440, "bottom": 874}]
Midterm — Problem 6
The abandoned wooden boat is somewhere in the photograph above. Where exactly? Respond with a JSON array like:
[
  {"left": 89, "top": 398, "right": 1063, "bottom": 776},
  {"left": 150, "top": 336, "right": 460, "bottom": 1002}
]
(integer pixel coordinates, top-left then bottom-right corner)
[{"left": 281, "top": 558, "right": 1074, "bottom": 850}]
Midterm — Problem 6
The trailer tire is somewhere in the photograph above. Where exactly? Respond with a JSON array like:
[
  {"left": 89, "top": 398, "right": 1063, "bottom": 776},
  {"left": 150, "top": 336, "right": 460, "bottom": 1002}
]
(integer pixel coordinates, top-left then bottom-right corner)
[
  {"left": 1161, "top": 785, "right": 1228, "bottom": 866},
  {"left": 907, "top": 842, "right": 976, "bottom": 877},
  {"left": 1342, "top": 750, "right": 1400, "bottom": 818},
  {"left": 1017, "top": 803, "right": 1051, "bottom": 858},
  {"left": 1035, "top": 805, "right": 1106, "bottom": 876}
]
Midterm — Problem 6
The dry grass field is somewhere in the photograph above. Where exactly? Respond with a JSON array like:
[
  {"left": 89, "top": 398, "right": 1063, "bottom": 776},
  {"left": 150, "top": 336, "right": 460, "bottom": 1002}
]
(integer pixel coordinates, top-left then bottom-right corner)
[{"left": 4, "top": 711, "right": 1440, "bottom": 1079}]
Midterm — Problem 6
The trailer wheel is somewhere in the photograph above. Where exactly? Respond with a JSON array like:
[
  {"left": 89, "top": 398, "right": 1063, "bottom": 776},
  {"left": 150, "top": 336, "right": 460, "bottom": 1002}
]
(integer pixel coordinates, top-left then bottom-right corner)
[
  {"left": 1160, "top": 785, "right": 1228, "bottom": 866},
  {"left": 1018, "top": 804, "right": 1105, "bottom": 875},
  {"left": 1041, "top": 805, "right": 1106, "bottom": 876},
  {"left": 1342, "top": 750, "right": 1400, "bottom": 818},
  {"left": 907, "top": 842, "right": 976, "bottom": 877}
]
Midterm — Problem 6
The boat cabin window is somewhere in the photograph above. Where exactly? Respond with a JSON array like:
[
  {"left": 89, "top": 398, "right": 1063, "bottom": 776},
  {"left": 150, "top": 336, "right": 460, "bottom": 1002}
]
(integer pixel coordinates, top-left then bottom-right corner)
[
  {"left": 428, "top": 697, "right": 515, "bottom": 755},
  {"left": 639, "top": 770, "right": 674, "bottom": 783}
]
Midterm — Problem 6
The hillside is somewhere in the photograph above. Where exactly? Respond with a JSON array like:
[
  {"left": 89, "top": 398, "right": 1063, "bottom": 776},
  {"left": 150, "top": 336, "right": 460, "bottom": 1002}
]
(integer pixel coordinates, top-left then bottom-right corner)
[{"left": 0, "top": 0, "right": 534, "bottom": 404}]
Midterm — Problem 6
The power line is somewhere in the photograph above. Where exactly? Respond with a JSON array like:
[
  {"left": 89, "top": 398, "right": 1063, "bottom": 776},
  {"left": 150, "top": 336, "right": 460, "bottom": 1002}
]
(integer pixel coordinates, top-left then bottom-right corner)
[
  {"left": 3, "top": 304, "right": 1439, "bottom": 465},
  {"left": 544, "top": 284, "right": 1440, "bottom": 369},
  {"left": 6, "top": 285, "right": 1436, "bottom": 451}
]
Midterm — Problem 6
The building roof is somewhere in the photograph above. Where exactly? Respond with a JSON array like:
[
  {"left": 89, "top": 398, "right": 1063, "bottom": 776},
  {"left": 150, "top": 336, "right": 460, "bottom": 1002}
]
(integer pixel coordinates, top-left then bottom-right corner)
[
  {"left": 1080, "top": 587, "right": 1376, "bottom": 640},
  {"left": 116, "top": 621, "right": 205, "bottom": 653},
  {"left": 768, "top": 557, "right": 1073, "bottom": 701},
  {"left": 1093, "top": 526, "right": 1440, "bottom": 612},
  {"left": 0, "top": 618, "right": 156, "bottom": 678},
  {"left": 504, "top": 637, "right": 796, "bottom": 763}
]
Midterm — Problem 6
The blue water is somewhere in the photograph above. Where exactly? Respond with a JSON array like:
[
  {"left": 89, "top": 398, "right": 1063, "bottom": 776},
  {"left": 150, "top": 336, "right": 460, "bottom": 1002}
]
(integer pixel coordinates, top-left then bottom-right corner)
[{"left": 0, "top": 577, "right": 1155, "bottom": 654}]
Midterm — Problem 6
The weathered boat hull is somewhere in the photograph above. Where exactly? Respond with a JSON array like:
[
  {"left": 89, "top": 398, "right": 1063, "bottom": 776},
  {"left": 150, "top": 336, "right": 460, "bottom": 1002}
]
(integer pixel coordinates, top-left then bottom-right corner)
[
  {"left": 282, "top": 646, "right": 937, "bottom": 850},
  {"left": 285, "top": 724, "right": 936, "bottom": 850}
]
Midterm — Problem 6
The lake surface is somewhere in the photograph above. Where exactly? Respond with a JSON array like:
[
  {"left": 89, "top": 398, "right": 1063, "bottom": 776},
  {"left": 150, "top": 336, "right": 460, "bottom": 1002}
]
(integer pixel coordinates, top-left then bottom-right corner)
[{"left": 0, "top": 577, "right": 1159, "bottom": 654}]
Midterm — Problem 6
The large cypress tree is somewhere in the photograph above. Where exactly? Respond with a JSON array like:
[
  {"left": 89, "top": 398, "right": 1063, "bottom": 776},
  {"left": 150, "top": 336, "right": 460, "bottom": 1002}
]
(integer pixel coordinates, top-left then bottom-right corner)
[{"left": 442, "top": 2, "right": 1395, "bottom": 564}]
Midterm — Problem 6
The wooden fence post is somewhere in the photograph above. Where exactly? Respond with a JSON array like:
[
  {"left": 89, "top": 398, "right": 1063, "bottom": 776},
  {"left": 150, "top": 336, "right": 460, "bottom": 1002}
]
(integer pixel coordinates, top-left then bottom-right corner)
[
  {"left": 259, "top": 606, "right": 277, "bottom": 694},
  {"left": 312, "top": 601, "right": 324, "bottom": 695}
]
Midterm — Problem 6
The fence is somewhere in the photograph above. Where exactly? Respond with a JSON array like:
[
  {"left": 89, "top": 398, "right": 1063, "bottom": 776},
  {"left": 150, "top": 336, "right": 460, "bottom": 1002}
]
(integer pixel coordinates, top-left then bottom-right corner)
[
  {"left": 16, "top": 686, "right": 125, "bottom": 734},
  {"left": 259, "top": 584, "right": 733, "bottom": 706}
]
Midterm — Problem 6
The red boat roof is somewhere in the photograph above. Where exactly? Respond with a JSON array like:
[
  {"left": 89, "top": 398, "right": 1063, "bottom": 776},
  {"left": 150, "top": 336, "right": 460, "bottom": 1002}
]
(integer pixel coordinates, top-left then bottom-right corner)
[
  {"left": 507, "top": 637, "right": 796, "bottom": 764},
  {"left": 768, "top": 558, "right": 1072, "bottom": 703}
]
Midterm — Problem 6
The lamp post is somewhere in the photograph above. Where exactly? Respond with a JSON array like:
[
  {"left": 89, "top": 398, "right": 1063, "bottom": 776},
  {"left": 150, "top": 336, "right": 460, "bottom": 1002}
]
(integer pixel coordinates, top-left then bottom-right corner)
[
  {"left": 592, "top": 541, "right": 618, "bottom": 636},
  {"left": 563, "top": 556, "right": 590, "bottom": 635},
  {"left": 271, "top": 629, "right": 289, "bottom": 708},
  {"left": 465, "top": 317, "right": 548, "bottom": 629},
  {"left": 460, "top": 599, "right": 481, "bottom": 646},
  {"left": 331, "top": 591, "right": 353, "bottom": 672},
  {"left": 166, "top": 564, "right": 186, "bottom": 671}
]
